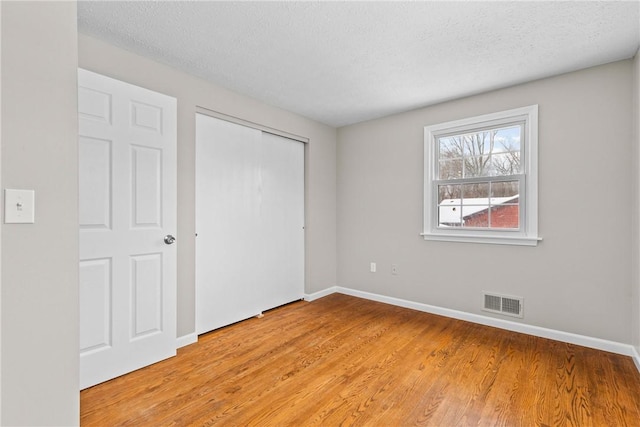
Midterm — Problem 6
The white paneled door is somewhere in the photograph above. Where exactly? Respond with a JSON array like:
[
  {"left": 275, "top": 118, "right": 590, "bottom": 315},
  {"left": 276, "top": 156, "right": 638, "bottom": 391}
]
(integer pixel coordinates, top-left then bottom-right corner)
[
  {"left": 195, "top": 114, "right": 304, "bottom": 334},
  {"left": 78, "top": 69, "right": 177, "bottom": 390}
]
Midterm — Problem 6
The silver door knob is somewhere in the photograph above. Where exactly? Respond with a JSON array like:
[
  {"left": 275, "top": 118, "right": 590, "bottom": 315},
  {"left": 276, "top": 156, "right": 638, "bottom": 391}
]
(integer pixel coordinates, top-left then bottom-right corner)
[{"left": 164, "top": 235, "right": 176, "bottom": 245}]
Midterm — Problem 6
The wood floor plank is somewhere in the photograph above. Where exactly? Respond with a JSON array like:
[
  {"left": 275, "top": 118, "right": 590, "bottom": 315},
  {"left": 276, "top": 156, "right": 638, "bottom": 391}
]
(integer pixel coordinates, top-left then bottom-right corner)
[{"left": 81, "top": 294, "right": 640, "bottom": 426}]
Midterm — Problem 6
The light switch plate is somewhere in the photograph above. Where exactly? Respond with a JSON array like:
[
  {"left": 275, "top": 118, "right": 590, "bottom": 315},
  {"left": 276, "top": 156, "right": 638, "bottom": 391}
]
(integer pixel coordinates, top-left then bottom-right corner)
[{"left": 5, "top": 189, "right": 35, "bottom": 223}]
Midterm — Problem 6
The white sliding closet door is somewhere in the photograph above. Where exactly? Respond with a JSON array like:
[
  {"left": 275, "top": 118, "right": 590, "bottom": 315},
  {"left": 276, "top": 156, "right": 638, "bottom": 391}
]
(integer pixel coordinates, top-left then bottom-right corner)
[{"left": 195, "top": 114, "right": 304, "bottom": 334}]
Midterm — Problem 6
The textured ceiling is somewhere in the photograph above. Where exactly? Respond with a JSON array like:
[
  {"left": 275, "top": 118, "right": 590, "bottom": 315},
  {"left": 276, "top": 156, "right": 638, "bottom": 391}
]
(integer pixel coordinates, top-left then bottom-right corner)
[{"left": 78, "top": 1, "right": 640, "bottom": 128}]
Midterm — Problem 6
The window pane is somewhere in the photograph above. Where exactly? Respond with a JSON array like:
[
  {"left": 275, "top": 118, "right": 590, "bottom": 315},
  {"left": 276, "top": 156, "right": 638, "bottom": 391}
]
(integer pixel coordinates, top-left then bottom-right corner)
[
  {"left": 438, "top": 137, "right": 461, "bottom": 159},
  {"left": 489, "top": 181, "right": 519, "bottom": 229},
  {"left": 461, "top": 132, "right": 490, "bottom": 157},
  {"left": 462, "top": 207, "right": 489, "bottom": 228},
  {"left": 439, "top": 159, "right": 462, "bottom": 179},
  {"left": 464, "top": 155, "right": 492, "bottom": 177},
  {"left": 438, "top": 184, "right": 461, "bottom": 203},
  {"left": 461, "top": 182, "right": 489, "bottom": 228},
  {"left": 491, "top": 152, "right": 521, "bottom": 175},
  {"left": 490, "top": 181, "right": 519, "bottom": 198},
  {"left": 462, "top": 182, "right": 488, "bottom": 199},
  {"left": 489, "top": 204, "right": 519, "bottom": 229},
  {"left": 438, "top": 185, "right": 461, "bottom": 227},
  {"left": 492, "top": 126, "right": 521, "bottom": 154}
]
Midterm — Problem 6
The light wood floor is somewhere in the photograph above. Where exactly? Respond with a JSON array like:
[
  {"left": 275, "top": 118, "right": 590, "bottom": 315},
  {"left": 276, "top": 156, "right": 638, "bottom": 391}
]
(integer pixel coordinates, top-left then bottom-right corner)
[{"left": 81, "top": 293, "right": 640, "bottom": 426}]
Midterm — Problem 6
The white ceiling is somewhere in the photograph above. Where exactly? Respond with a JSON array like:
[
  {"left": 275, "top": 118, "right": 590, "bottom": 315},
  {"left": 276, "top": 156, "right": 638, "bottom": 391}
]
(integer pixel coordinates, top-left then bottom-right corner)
[{"left": 78, "top": 1, "right": 640, "bottom": 128}]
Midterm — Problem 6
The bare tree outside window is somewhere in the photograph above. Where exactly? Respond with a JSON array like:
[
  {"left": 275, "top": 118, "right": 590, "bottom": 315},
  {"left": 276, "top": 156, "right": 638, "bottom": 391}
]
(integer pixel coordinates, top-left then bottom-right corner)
[{"left": 437, "top": 125, "right": 521, "bottom": 202}]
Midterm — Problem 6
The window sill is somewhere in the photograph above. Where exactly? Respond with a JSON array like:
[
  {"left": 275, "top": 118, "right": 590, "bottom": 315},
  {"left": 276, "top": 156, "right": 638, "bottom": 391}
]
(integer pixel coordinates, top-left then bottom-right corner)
[{"left": 421, "top": 232, "right": 541, "bottom": 246}]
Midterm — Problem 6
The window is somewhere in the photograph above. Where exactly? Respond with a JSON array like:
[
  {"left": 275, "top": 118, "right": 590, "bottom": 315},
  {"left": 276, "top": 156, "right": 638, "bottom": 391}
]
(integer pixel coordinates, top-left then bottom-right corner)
[{"left": 423, "top": 105, "right": 540, "bottom": 246}]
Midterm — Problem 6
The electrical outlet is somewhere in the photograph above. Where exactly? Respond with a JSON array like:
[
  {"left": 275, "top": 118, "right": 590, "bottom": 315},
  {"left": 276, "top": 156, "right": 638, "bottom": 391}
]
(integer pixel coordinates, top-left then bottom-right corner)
[
  {"left": 391, "top": 264, "right": 398, "bottom": 275},
  {"left": 370, "top": 262, "right": 377, "bottom": 273}
]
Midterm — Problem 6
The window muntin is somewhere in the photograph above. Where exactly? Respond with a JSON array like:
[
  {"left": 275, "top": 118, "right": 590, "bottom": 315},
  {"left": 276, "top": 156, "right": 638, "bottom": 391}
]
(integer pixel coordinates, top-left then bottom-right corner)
[{"left": 423, "top": 105, "right": 539, "bottom": 246}]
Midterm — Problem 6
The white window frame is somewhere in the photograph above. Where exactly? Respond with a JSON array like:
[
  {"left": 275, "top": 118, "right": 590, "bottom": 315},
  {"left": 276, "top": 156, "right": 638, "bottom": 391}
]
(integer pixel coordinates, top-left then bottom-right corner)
[{"left": 422, "top": 105, "right": 540, "bottom": 246}]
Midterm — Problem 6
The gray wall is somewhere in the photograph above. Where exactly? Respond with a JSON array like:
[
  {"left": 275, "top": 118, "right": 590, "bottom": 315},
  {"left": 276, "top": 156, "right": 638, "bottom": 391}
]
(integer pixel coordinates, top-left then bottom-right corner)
[
  {"left": 78, "top": 35, "right": 338, "bottom": 338},
  {"left": 337, "top": 60, "right": 634, "bottom": 344},
  {"left": 1, "top": 2, "right": 79, "bottom": 425}
]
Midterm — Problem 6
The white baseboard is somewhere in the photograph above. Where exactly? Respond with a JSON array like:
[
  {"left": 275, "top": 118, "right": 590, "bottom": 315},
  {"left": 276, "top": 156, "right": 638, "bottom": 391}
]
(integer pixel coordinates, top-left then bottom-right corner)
[
  {"left": 304, "top": 286, "right": 338, "bottom": 301},
  {"left": 176, "top": 333, "right": 197, "bottom": 349},
  {"left": 333, "top": 286, "right": 638, "bottom": 362},
  {"left": 632, "top": 346, "right": 640, "bottom": 372}
]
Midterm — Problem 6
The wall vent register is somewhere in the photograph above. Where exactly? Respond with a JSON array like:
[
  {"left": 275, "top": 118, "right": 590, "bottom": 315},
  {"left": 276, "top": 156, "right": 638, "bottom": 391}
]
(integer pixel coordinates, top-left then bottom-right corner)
[{"left": 482, "top": 292, "right": 523, "bottom": 318}]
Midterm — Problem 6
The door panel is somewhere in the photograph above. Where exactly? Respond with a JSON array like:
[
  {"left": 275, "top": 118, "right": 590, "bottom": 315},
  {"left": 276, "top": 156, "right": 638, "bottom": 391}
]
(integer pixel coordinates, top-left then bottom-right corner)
[
  {"left": 131, "top": 253, "right": 163, "bottom": 338},
  {"left": 79, "top": 258, "right": 112, "bottom": 353},
  {"left": 131, "top": 145, "right": 162, "bottom": 227},
  {"left": 79, "top": 136, "right": 112, "bottom": 229},
  {"left": 257, "top": 132, "right": 305, "bottom": 311},
  {"left": 78, "top": 69, "right": 177, "bottom": 390}
]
